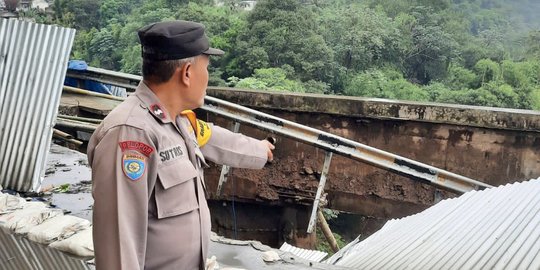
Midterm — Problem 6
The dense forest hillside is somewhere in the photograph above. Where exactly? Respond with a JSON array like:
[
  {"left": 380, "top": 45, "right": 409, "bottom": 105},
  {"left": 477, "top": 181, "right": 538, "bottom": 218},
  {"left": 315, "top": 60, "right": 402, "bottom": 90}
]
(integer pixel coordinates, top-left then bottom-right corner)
[{"left": 24, "top": 0, "right": 540, "bottom": 110}]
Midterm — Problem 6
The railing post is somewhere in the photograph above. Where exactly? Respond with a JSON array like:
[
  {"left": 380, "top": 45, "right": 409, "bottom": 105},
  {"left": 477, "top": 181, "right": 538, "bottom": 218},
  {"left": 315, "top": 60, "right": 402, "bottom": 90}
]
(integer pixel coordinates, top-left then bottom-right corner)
[
  {"left": 216, "top": 121, "right": 241, "bottom": 196},
  {"left": 307, "top": 151, "right": 333, "bottom": 233}
]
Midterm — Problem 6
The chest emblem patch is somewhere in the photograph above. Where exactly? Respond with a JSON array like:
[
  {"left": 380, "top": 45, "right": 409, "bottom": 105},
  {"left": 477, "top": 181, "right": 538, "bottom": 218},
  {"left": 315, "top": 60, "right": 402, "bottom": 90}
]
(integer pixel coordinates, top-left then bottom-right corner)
[{"left": 122, "top": 153, "right": 146, "bottom": 181}]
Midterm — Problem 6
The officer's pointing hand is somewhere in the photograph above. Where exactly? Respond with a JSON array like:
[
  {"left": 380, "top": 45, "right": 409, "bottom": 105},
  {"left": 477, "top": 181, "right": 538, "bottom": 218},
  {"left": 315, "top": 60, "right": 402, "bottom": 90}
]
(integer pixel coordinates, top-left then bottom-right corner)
[{"left": 260, "top": 139, "right": 275, "bottom": 162}]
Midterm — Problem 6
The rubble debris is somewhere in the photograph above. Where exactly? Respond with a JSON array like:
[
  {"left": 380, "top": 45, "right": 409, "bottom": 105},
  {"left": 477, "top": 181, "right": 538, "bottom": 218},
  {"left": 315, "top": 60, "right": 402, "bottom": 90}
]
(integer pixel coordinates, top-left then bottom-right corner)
[{"left": 262, "top": 250, "right": 281, "bottom": 262}]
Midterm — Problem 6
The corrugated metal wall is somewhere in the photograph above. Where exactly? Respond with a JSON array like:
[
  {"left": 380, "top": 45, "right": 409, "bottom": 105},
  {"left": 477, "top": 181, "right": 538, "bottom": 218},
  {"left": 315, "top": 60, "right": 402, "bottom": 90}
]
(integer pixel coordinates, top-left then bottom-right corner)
[
  {"left": 0, "top": 228, "right": 91, "bottom": 270},
  {"left": 0, "top": 19, "right": 75, "bottom": 191}
]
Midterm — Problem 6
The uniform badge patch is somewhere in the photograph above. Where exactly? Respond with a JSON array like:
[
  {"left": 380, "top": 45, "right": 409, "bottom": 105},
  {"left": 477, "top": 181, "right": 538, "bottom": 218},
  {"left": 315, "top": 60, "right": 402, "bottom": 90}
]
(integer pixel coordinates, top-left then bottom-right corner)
[
  {"left": 150, "top": 104, "right": 166, "bottom": 120},
  {"left": 122, "top": 153, "right": 146, "bottom": 181}
]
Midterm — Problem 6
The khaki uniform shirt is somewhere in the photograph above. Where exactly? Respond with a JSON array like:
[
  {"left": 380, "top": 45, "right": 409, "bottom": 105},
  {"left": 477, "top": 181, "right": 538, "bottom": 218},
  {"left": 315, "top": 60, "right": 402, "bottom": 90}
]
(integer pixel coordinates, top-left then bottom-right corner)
[{"left": 87, "top": 82, "right": 268, "bottom": 270}]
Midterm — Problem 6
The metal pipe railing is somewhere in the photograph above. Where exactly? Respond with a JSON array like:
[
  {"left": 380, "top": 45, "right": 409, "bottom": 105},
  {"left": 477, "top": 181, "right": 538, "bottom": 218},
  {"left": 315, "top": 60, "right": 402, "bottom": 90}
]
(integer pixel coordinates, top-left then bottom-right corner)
[
  {"left": 203, "top": 96, "right": 492, "bottom": 193},
  {"left": 63, "top": 85, "right": 125, "bottom": 101},
  {"left": 64, "top": 69, "right": 492, "bottom": 194}
]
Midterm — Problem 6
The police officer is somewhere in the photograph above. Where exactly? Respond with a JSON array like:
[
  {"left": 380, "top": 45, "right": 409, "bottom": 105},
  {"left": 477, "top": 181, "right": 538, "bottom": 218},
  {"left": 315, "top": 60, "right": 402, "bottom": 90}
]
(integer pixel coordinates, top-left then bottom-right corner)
[{"left": 87, "top": 20, "right": 274, "bottom": 270}]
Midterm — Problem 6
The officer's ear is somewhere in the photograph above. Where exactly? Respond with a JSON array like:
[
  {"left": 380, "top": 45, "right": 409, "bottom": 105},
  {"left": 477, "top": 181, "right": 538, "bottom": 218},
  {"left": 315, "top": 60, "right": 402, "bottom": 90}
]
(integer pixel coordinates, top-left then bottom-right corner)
[{"left": 179, "top": 62, "right": 192, "bottom": 86}]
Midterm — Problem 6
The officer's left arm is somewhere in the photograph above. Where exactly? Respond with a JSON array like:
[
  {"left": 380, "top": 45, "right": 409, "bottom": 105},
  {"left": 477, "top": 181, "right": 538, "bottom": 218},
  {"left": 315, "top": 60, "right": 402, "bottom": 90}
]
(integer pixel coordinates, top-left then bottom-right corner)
[{"left": 201, "top": 124, "right": 270, "bottom": 169}]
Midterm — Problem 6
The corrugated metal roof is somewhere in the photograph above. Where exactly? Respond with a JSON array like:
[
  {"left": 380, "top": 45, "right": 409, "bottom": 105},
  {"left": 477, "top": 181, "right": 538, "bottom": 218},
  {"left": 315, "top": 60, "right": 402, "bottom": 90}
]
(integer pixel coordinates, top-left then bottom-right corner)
[
  {"left": 0, "top": 227, "right": 91, "bottom": 270},
  {"left": 327, "top": 178, "right": 540, "bottom": 269},
  {"left": 0, "top": 19, "right": 75, "bottom": 191},
  {"left": 279, "top": 242, "right": 328, "bottom": 263},
  {"left": 0, "top": 190, "right": 93, "bottom": 269}
]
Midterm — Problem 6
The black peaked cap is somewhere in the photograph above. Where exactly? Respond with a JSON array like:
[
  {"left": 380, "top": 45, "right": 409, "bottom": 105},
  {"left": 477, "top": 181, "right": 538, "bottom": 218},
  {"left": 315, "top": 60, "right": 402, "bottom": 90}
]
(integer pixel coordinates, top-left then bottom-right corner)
[{"left": 138, "top": 20, "right": 224, "bottom": 61}]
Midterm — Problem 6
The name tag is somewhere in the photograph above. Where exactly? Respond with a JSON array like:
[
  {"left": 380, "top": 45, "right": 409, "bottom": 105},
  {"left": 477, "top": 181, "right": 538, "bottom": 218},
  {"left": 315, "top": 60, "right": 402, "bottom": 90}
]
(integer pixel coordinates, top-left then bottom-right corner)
[{"left": 159, "top": 146, "right": 184, "bottom": 162}]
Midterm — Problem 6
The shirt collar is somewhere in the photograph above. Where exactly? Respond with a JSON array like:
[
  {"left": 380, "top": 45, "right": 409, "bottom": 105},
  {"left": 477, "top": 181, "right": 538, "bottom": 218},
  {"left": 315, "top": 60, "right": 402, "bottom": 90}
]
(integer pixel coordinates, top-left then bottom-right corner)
[{"left": 135, "top": 81, "right": 172, "bottom": 124}]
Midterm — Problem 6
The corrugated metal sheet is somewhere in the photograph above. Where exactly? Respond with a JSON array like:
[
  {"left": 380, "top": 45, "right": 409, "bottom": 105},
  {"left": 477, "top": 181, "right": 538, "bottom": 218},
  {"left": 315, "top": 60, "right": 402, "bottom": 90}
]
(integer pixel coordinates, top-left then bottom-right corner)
[
  {"left": 0, "top": 227, "right": 91, "bottom": 270},
  {"left": 327, "top": 178, "right": 540, "bottom": 269},
  {"left": 0, "top": 19, "right": 75, "bottom": 191},
  {"left": 280, "top": 242, "right": 328, "bottom": 263}
]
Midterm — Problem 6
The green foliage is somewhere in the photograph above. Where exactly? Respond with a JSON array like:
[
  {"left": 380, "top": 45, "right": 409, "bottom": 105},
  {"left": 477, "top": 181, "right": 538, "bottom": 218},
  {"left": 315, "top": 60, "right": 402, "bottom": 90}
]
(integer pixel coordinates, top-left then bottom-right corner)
[
  {"left": 54, "top": 0, "right": 102, "bottom": 29},
  {"left": 208, "top": 71, "right": 228, "bottom": 87},
  {"left": 501, "top": 60, "right": 540, "bottom": 88},
  {"left": 482, "top": 82, "right": 520, "bottom": 108},
  {"left": 55, "top": 183, "right": 71, "bottom": 193},
  {"left": 100, "top": 0, "right": 133, "bottom": 25},
  {"left": 525, "top": 31, "right": 540, "bottom": 60},
  {"left": 303, "top": 80, "right": 331, "bottom": 94},
  {"left": 120, "top": 45, "right": 142, "bottom": 74},
  {"left": 399, "top": 6, "right": 460, "bottom": 83},
  {"left": 321, "top": 208, "right": 340, "bottom": 220},
  {"left": 235, "top": 68, "right": 305, "bottom": 92},
  {"left": 319, "top": 5, "right": 401, "bottom": 71},
  {"left": 423, "top": 82, "right": 452, "bottom": 102},
  {"left": 437, "top": 88, "right": 500, "bottom": 107},
  {"left": 531, "top": 88, "right": 540, "bottom": 110},
  {"left": 474, "top": 59, "right": 501, "bottom": 84},
  {"left": 88, "top": 28, "right": 118, "bottom": 69},
  {"left": 235, "top": 77, "right": 268, "bottom": 90},
  {"left": 445, "top": 65, "right": 478, "bottom": 90},
  {"left": 236, "top": 0, "right": 334, "bottom": 82},
  {"left": 344, "top": 69, "right": 392, "bottom": 98},
  {"left": 316, "top": 209, "right": 345, "bottom": 255},
  {"left": 344, "top": 68, "right": 428, "bottom": 101},
  {"left": 18, "top": 0, "right": 539, "bottom": 111},
  {"left": 391, "top": 78, "right": 429, "bottom": 101},
  {"left": 315, "top": 227, "right": 345, "bottom": 255}
]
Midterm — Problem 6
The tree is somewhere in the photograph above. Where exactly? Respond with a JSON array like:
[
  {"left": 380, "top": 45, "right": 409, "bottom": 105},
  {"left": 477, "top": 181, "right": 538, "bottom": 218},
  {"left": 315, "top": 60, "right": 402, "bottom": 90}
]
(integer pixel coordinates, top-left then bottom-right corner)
[
  {"left": 177, "top": 2, "right": 249, "bottom": 78},
  {"left": 120, "top": 45, "right": 142, "bottom": 75},
  {"left": 235, "top": 0, "right": 334, "bottom": 83},
  {"left": 531, "top": 88, "right": 540, "bottom": 110},
  {"left": 525, "top": 31, "right": 540, "bottom": 60},
  {"left": 398, "top": 6, "right": 459, "bottom": 84},
  {"left": 234, "top": 67, "right": 306, "bottom": 92},
  {"left": 88, "top": 28, "right": 118, "bottom": 70},
  {"left": 445, "top": 64, "right": 477, "bottom": 90},
  {"left": 54, "top": 0, "right": 102, "bottom": 29},
  {"left": 344, "top": 68, "right": 428, "bottom": 101},
  {"left": 23, "top": 0, "right": 539, "bottom": 110},
  {"left": 474, "top": 59, "right": 500, "bottom": 84},
  {"left": 100, "top": 0, "right": 132, "bottom": 25},
  {"left": 319, "top": 5, "right": 401, "bottom": 72}
]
